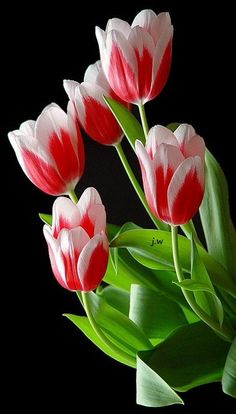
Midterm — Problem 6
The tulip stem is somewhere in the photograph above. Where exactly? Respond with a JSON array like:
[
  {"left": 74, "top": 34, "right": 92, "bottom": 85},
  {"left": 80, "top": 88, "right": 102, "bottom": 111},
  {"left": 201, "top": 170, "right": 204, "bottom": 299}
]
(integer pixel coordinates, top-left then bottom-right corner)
[
  {"left": 115, "top": 143, "right": 167, "bottom": 230},
  {"left": 68, "top": 190, "right": 78, "bottom": 204},
  {"left": 171, "top": 225, "right": 234, "bottom": 342},
  {"left": 138, "top": 104, "right": 149, "bottom": 139},
  {"left": 81, "top": 291, "right": 136, "bottom": 367}
]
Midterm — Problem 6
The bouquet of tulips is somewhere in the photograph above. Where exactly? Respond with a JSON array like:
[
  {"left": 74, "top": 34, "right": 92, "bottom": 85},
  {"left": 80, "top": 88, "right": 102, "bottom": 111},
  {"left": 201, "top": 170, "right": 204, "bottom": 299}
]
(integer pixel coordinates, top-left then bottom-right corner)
[{"left": 8, "top": 8, "right": 236, "bottom": 408}]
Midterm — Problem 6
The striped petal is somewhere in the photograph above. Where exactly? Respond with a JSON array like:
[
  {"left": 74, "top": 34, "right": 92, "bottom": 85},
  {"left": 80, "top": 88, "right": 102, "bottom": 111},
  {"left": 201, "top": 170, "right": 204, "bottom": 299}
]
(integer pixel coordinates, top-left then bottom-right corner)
[
  {"left": 168, "top": 156, "right": 204, "bottom": 225},
  {"left": 148, "top": 24, "right": 173, "bottom": 101},
  {"left": 174, "top": 124, "right": 205, "bottom": 161},
  {"left": 103, "top": 30, "right": 139, "bottom": 103},
  {"left": 77, "top": 232, "right": 109, "bottom": 291},
  {"left": 150, "top": 12, "right": 172, "bottom": 45},
  {"left": 52, "top": 197, "right": 81, "bottom": 238},
  {"left": 19, "top": 120, "right": 35, "bottom": 136},
  {"left": 43, "top": 225, "right": 68, "bottom": 289},
  {"left": 154, "top": 144, "right": 184, "bottom": 223},
  {"left": 8, "top": 131, "right": 66, "bottom": 195},
  {"left": 132, "top": 9, "right": 157, "bottom": 37},
  {"left": 135, "top": 140, "right": 157, "bottom": 215},
  {"left": 74, "top": 82, "right": 123, "bottom": 145},
  {"left": 58, "top": 227, "right": 89, "bottom": 291},
  {"left": 146, "top": 125, "right": 178, "bottom": 159},
  {"left": 106, "top": 18, "right": 131, "bottom": 39},
  {"left": 77, "top": 187, "right": 106, "bottom": 237}
]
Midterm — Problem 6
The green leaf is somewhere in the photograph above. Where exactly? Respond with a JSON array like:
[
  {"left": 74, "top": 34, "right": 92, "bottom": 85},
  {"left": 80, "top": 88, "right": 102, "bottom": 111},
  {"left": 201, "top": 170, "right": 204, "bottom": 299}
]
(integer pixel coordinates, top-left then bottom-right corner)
[
  {"left": 85, "top": 292, "right": 153, "bottom": 353},
  {"left": 39, "top": 213, "right": 52, "bottom": 225},
  {"left": 111, "top": 229, "right": 236, "bottom": 298},
  {"left": 166, "top": 122, "right": 180, "bottom": 132},
  {"left": 222, "top": 337, "right": 236, "bottom": 397},
  {"left": 97, "top": 285, "right": 130, "bottom": 316},
  {"left": 145, "top": 322, "right": 230, "bottom": 392},
  {"left": 200, "top": 150, "right": 236, "bottom": 281},
  {"left": 129, "top": 284, "right": 187, "bottom": 340},
  {"left": 64, "top": 314, "right": 135, "bottom": 367},
  {"left": 136, "top": 354, "right": 184, "bottom": 407},
  {"left": 191, "top": 237, "right": 224, "bottom": 326},
  {"left": 104, "top": 97, "right": 145, "bottom": 147}
]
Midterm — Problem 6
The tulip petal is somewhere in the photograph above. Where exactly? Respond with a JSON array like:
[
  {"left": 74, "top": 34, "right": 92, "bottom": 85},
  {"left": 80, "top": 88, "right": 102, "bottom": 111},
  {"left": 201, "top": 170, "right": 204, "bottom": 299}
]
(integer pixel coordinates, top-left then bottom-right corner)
[
  {"left": 43, "top": 225, "right": 68, "bottom": 289},
  {"left": 146, "top": 125, "right": 178, "bottom": 159},
  {"left": 77, "top": 232, "right": 109, "bottom": 291},
  {"left": 155, "top": 144, "right": 184, "bottom": 223},
  {"left": 103, "top": 30, "right": 139, "bottom": 103},
  {"left": 63, "top": 79, "right": 78, "bottom": 102},
  {"left": 67, "top": 100, "right": 85, "bottom": 176},
  {"left": 174, "top": 124, "right": 205, "bottom": 161},
  {"left": 77, "top": 188, "right": 106, "bottom": 237},
  {"left": 52, "top": 197, "right": 82, "bottom": 238},
  {"left": 58, "top": 227, "right": 89, "bottom": 290},
  {"left": 148, "top": 25, "right": 173, "bottom": 101},
  {"left": 132, "top": 9, "right": 157, "bottom": 36},
  {"left": 168, "top": 156, "right": 204, "bottom": 225},
  {"left": 106, "top": 18, "right": 131, "bottom": 39},
  {"left": 151, "top": 12, "right": 172, "bottom": 45},
  {"left": 8, "top": 131, "right": 66, "bottom": 195},
  {"left": 84, "top": 60, "right": 110, "bottom": 92},
  {"left": 75, "top": 82, "right": 123, "bottom": 145},
  {"left": 135, "top": 140, "right": 157, "bottom": 215},
  {"left": 128, "top": 26, "right": 155, "bottom": 102},
  {"left": 19, "top": 120, "right": 35, "bottom": 136}
]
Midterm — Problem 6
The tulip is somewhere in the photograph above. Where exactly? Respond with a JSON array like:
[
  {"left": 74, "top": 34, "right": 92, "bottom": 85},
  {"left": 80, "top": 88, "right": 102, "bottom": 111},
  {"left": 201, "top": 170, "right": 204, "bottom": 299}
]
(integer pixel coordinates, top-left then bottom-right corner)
[
  {"left": 43, "top": 187, "right": 109, "bottom": 291},
  {"left": 8, "top": 102, "right": 85, "bottom": 195},
  {"left": 95, "top": 9, "right": 173, "bottom": 105},
  {"left": 135, "top": 124, "right": 205, "bottom": 225},
  {"left": 64, "top": 61, "right": 126, "bottom": 145}
]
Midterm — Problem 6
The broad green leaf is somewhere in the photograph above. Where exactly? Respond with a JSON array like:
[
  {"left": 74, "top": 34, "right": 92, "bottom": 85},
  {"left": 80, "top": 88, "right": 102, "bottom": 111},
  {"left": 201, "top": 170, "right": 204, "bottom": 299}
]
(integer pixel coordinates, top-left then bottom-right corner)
[
  {"left": 64, "top": 314, "right": 135, "bottom": 367},
  {"left": 136, "top": 354, "right": 184, "bottom": 407},
  {"left": 129, "top": 284, "right": 187, "bottom": 340},
  {"left": 222, "top": 337, "right": 236, "bottom": 397},
  {"left": 200, "top": 150, "right": 236, "bottom": 280},
  {"left": 111, "top": 229, "right": 236, "bottom": 298},
  {"left": 85, "top": 292, "right": 153, "bottom": 353},
  {"left": 39, "top": 213, "right": 52, "bottom": 225},
  {"left": 191, "top": 237, "right": 224, "bottom": 326},
  {"left": 146, "top": 322, "right": 230, "bottom": 391},
  {"left": 104, "top": 247, "right": 190, "bottom": 310},
  {"left": 98, "top": 285, "right": 130, "bottom": 316},
  {"left": 104, "top": 97, "right": 145, "bottom": 147}
]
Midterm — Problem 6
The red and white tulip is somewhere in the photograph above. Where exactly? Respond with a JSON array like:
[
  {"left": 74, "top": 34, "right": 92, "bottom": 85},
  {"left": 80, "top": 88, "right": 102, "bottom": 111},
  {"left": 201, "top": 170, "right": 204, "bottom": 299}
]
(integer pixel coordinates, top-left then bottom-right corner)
[
  {"left": 8, "top": 102, "right": 85, "bottom": 195},
  {"left": 64, "top": 61, "right": 126, "bottom": 145},
  {"left": 43, "top": 187, "right": 109, "bottom": 291},
  {"left": 135, "top": 124, "right": 205, "bottom": 225},
  {"left": 95, "top": 9, "right": 173, "bottom": 105}
]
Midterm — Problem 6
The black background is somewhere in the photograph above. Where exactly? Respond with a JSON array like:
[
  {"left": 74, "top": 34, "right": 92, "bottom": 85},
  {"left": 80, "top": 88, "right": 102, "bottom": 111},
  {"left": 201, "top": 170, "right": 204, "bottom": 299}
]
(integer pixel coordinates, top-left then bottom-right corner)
[{"left": 2, "top": 0, "right": 235, "bottom": 411}]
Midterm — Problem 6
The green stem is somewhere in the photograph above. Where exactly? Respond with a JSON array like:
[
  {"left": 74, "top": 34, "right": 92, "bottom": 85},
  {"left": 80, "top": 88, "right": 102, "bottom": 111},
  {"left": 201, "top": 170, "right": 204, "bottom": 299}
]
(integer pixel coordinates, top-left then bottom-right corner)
[
  {"left": 138, "top": 104, "right": 149, "bottom": 139},
  {"left": 81, "top": 291, "right": 135, "bottom": 366},
  {"left": 68, "top": 189, "right": 78, "bottom": 204},
  {"left": 171, "top": 225, "right": 234, "bottom": 342},
  {"left": 115, "top": 143, "right": 167, "bottom": 230},
  {"left": 181, "top": 220, "right": 203, "bottom": 246}
]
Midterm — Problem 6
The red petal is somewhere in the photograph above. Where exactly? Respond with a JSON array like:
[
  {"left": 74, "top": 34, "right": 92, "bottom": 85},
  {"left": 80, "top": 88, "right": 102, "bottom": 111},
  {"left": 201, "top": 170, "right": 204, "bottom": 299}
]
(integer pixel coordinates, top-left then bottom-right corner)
[
  {"left": 83, "top": 97, "right": 122, "bottom": 145},
  {"left": 149, "top": 40, "right": 172, "bottom": 100},
  {"left": 80, "top": 242, "right": 108, "bottom": 291},
  {"left": 108, "top": 44, "right": 139, "bottom": 103},
  {"left": 155, "top": 164, "right": 174, "bottom": 223},
  {"left": 135, "top": 47, "right": 153, "bottom": 101},
  {"left": 49, "top": 129, "right": 81, "bottom": 185},
  {"left": 169, "top": 164, "right": 204, "bottom": 225},
  {"left": 22, "top": 149, "right": 65, "bottom": 195}
]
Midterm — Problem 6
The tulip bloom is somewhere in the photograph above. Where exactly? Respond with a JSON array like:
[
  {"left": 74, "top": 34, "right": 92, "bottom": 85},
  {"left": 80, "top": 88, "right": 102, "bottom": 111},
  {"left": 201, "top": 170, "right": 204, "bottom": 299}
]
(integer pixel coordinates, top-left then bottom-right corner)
[
  {"left": 135, "top": 124, "right": 205, "bottom": 225},
  {"left": 43, "top": 187, "right": 109, "bottom": 291},
  {"left": 64, "top": 61, "right": 125, "bottom": 145},
  {"left": 95, "top": 9, "right": 173, "bottom": 105},
  {"left": 8, "top": 102, "right": 85, "bottom": 195}
]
